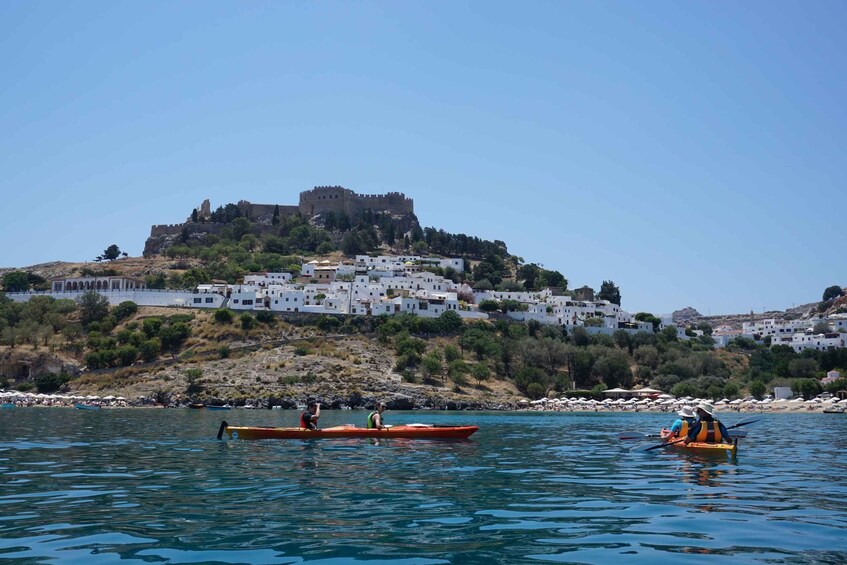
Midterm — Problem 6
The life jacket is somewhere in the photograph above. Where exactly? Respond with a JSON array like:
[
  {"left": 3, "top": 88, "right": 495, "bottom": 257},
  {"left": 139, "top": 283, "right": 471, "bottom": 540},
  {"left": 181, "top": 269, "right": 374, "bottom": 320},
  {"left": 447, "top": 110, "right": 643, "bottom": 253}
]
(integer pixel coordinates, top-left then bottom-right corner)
[
  {"left": 300, "top": 411, "right": 314, "bottom": 429},
  {"left": 678, "top": 418, "right": 693, "bottom": 437},
  {"left": 367, "top": 411, "right": 383, "bottom": 429},
  {"left": 695, "top": 419, "right": 722, "bottom": 443}
]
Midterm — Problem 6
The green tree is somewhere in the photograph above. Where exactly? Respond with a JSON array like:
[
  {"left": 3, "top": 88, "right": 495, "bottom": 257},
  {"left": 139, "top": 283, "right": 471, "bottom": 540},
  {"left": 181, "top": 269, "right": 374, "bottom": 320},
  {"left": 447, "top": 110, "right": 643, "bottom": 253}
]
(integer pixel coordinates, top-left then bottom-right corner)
[
  {"left": 2, "top": 271, "right": 29, "bottom": 292},
  {"left": 671, "top": 380, "right": 700, "bottom": 398},
  {"left": 272, "top": 204, "right": 280, "bottom": 226},
  {"left": 723, "top": 381, "right": 740, "bottom": 399},
  {"left": 159, "top": 322, "right": 190, "bottom": 349},
  {"left": 612, "top": 329, "right": 633, "bottom": 353},
  {"left": 139, "top": 338, "right": 161, "bottom": 361},
  {"left": 448, "top": 359, "right": 468, "bottom": 385},
  {"left": 471, "top": 362, "right": 490, "bottom": 387},
  {"left": 793, "top": 378, "right": 822, "bottom": 400},
  {"left": 593, "top": 349, "right": 632, "bottom": 389},
  {"left": 117, "top": 345, "right": 139, "bottom": 366},
  {"left": 697, "top": 322, "right": 714, "bottom": 336},
  {"left": 142, "top": 317, "right": 163, "bottom": 338},
  {"left": 436, "top": 310, "right": 463, "bottom": 335},
  {"left": 597, "top": 280, "right": 621, "bottom": 305},
  {"left": 112, "top": 301, "right": 138, "bottom": 321},
  {"left": 635, "top": 312, "right": 661, "bottom": 332},
  {"left": 749, "top": 380, "right": 766, "bottom": 399},
  {"left": 823, "top": 285, "right": 843, "bottom": 302},
  {"left": 514, "top": 365, "right": 550, "bottom": 397},
  {"left": 35, "top": 372, "right": 70, "bottom": 393},
  {"left": 240, "top": 312, "right": 257, "bottom": 332},
  {"left": 812, "top": 321, "right": 831, "bottom": 335},
  {"left": 77, "top": 291, "right": 110, "bottom": 327},
  {"left": 444, "top": 344, "right": 461, "bottom": 363},
  {"left": 571, "top": 327, "right": 591, "bottom": 347},
  {"left": 421, "top": 352, "right": 443, "bottom": 383},
  {"left": 518, "top": 263, "right": 541, "bottom": 289},
  {"left": 478, "top": 300, "right": 499, "bottom": 313},
  {"left": 214, "top": 309, "right": 234, "bottom": 324},
  {"left": 788, "top": 358, "right": 818, "bottom": 379},
  {"left": 101, "top": 244, "right": 121, "bottom": 261}
]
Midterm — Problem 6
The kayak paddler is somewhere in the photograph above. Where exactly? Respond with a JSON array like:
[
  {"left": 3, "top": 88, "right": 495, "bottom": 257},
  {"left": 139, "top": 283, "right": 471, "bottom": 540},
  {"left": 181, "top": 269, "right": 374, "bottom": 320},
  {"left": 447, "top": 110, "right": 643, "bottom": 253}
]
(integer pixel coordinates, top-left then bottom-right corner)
[
  {"left": 367, "top": 402, "right": 386, "bottom": 430},
  {"left": 300, "top": 400, "right": 320, "bottom": 430},
  {"left": 669, "top": 405, "right": 697, "bottom": 438},
  {"left": 684, "top": 402, "right": 731, "bottom": 444}
]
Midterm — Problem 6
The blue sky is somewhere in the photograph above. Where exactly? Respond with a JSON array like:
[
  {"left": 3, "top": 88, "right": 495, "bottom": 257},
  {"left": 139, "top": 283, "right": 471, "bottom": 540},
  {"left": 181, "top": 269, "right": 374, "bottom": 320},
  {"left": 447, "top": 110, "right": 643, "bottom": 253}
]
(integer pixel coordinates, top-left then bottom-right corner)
[{"left": 1, "top": 1, "right": 845, "bottom": 315}]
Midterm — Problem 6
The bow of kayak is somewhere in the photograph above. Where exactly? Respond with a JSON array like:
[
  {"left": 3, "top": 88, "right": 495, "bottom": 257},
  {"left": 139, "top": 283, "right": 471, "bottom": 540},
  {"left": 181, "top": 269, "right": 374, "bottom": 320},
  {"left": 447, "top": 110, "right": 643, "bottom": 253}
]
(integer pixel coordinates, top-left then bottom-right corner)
[{"left": 217, "top": 421, "right": 479, "bottom": 440}]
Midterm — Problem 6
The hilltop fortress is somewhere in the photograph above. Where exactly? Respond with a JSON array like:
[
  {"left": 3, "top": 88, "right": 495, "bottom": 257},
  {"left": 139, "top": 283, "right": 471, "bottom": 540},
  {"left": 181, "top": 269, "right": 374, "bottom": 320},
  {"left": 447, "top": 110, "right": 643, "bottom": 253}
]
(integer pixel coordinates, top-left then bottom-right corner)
[{"left": 144, "top": 186, "right": 414, "bottom": 256}]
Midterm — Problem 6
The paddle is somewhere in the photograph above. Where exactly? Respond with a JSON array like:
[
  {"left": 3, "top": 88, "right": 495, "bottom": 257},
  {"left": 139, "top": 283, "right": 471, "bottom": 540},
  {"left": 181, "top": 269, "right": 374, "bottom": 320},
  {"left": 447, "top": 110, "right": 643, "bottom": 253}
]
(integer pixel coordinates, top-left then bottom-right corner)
[
  {"left": 407, "top": 423, "right": 476, "bottom": 428},
  {"left": 216, "top": 420, "right": 228, "bottom": 440},
  {"left": 637, "top": 415, "right": 762, "bottom": 452},
  {"left": 619, "top": 428, "right": 748, "bottom": 441}
]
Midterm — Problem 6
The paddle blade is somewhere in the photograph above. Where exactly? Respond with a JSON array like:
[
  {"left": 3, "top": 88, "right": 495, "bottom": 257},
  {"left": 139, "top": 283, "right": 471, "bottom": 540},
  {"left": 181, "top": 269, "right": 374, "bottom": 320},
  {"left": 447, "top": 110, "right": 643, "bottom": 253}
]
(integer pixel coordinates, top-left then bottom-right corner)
[
  {"left": 619, "top": 432, "right": 647, "bottom": 440},
  {"left": 619, "top": 432, "right": 661, "bottom": 441},
  {"left": 729, "top": 416, "right": 762, "bottom": 429}
]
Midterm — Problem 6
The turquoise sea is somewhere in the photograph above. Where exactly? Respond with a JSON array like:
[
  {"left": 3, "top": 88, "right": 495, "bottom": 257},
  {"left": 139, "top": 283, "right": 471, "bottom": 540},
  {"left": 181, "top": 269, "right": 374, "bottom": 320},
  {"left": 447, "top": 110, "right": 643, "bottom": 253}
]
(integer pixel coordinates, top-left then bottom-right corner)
[{"left": 1, "top": 408, "right": 846, "bottom": 564}]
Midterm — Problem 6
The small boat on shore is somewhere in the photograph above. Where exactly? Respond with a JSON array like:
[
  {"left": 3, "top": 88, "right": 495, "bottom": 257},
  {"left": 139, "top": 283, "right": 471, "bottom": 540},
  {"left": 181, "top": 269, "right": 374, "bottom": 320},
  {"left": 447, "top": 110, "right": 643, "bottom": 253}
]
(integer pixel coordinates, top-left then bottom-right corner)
[
  {"left": 188, "top": 403, "right": 206, "bottom": 409},
  {"left": 1, "top": 403, "right": 16, "bottom": 409},
  {"left": 75, "top": 404, "right": 100, "bottom": 410},
  {"left": 823, "top": 406, "right": 844, "bottom": 414},
  {"left": 207, "top": 405, "right": 232, "bottom": 411},
  {"left": 217, "top": 421, "right": 479, "bottom": 441},
  {"left": 660, "top": 429, "right": 737, "bottom": 457}
]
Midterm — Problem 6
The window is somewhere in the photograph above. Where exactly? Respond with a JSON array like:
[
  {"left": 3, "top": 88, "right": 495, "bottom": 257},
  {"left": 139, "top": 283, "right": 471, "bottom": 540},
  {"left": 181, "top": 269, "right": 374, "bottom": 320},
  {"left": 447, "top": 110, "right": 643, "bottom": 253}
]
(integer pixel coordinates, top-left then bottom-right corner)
[
  {"left": 233, "top": 299, "right": 239, "bottom": 304},
  {"left": 194, "top": 298, "right": 202, "bottom": 304},
  {"left": 243, "top": 299, "right": 253, "bottom": 306},
  {"left": 205, "top": 297, "right": 214, "bottom": 303}
]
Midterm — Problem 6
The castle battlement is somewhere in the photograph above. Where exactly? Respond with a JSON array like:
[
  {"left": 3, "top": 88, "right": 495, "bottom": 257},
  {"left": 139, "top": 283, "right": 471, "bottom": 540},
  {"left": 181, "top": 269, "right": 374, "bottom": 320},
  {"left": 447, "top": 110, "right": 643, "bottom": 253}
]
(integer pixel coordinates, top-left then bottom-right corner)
[
  {"left": 145, "top": 185, "right": 415, "bottom": 256},
  {"left": 299, "top": 186, "right": 413, "bottom": 218}
]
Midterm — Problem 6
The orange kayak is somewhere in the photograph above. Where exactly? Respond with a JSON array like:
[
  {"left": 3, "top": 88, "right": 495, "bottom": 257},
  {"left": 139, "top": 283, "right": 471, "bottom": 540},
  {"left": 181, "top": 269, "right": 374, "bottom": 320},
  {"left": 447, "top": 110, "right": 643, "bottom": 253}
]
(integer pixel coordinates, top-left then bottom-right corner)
[
  {"left": 659, "top": 429, "right": 737, "bottom": 456},
  {"left": 217, "top": 421, "right": 478, "bottom": 440}
]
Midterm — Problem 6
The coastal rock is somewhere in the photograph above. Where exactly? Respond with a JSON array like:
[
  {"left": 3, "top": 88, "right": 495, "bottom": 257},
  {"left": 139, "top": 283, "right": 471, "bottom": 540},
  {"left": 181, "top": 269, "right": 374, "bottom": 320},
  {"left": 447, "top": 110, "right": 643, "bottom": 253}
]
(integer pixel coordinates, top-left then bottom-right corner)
[{"left": 672, "top": 307, "right": 702, "bottom": 325}]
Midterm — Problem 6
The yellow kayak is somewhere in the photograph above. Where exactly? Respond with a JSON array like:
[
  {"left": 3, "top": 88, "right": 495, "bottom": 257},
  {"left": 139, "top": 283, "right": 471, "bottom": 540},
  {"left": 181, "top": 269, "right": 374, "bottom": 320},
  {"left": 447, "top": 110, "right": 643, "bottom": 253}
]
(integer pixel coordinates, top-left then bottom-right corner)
[{"left": 660, "top": 429, "right": 737, "bottom": 456}]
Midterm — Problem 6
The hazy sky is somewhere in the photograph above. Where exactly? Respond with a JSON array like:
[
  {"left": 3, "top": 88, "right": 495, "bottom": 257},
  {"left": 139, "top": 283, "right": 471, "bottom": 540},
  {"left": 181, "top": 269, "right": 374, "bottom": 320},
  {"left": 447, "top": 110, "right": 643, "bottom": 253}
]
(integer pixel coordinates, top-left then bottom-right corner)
[{"left": 1, "top": 2, "right": 845, "bottom": 315}]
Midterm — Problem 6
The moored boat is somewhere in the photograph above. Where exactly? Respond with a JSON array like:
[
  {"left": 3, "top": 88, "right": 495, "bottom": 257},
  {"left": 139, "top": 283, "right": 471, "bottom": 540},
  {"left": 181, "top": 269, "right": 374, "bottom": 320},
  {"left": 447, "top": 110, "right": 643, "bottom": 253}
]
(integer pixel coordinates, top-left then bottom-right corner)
[
  {"left": 207, "top": 405, "right": 232, "bottom": 411},
  {"left": 188, "top": 403, "right": 206, "bottom": 409},
  {"left": 75, "top": 403, "right": 100, "bottom": 410},
  {"left": 660, "top": 429, "right": 737, "bottom": 456},
  {"left": 217, "top": 421, "right": 479, "bottom": 440}
]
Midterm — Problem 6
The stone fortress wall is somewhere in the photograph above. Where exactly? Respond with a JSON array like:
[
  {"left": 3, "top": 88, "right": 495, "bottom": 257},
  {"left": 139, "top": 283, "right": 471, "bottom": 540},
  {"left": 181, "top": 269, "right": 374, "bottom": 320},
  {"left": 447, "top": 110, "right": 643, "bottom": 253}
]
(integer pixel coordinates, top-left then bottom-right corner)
[
  {"left": 145, "top": 186, "right": 414, "bottom": 252},
  {"left": 298, "top": 186, "right": 414, "bottom": 219},
  {"left": 149, "top": 223, "right": 227, "bottom": 238}
]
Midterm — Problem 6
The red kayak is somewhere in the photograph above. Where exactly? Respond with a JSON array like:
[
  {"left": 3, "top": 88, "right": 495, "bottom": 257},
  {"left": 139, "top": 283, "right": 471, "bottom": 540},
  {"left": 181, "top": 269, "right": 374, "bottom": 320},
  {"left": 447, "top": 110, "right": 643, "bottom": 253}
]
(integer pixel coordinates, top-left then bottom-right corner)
[{"left": 217, "top": 421, "right": 478, "bottom": 440}]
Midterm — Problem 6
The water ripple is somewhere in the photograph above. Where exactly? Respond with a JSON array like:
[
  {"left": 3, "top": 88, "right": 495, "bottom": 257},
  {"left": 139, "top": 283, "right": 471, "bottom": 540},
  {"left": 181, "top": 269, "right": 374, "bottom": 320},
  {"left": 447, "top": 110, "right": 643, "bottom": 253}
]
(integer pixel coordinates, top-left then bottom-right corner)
[{"left": 0, "top": 409, "right": 846, "bottom": 563}]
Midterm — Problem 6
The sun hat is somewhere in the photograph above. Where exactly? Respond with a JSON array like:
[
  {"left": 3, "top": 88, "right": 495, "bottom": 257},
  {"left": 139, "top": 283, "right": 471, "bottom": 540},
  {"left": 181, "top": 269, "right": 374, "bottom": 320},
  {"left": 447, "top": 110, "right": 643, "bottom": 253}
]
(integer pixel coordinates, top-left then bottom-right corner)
[
  {"left": 677, "top": 405, "right": 695, "bottom": 418},
  {"left": 697, "top": 401, "right": 715, "bottom": 416}
]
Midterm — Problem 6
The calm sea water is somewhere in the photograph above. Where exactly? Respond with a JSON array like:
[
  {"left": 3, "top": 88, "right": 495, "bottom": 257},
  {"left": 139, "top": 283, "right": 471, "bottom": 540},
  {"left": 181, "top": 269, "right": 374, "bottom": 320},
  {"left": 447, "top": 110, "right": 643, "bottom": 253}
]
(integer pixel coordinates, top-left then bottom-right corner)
[{"left": 1, "top": 408, "right": 846, "bottom": 564}]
